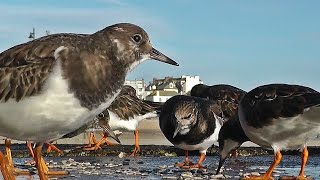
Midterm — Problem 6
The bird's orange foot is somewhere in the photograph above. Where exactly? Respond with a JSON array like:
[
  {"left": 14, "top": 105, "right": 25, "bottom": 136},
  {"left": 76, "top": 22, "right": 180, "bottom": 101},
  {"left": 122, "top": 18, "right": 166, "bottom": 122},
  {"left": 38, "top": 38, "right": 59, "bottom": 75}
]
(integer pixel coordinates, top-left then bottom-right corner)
[
  {"left": 175, "top": 160, "right": 194, "bottom": 168},
  {"left": 46, "top": 143, "right": 64, "bottom": 155},
  {"left": 243, "top": 175, "right": 274, "bottom": 180},
  {"left": 279, "top": 176, "right": 314, "bottom": 180},
  {"left": 182, "top": 163, "right": 206, "bottom": 170},
  {"left": 0, "top": 152, "right": 15, "bottom": 180},
  {"left": 130, "top": 146, "right": 140, "bottom": 157},
  {"left": 83, "top": 145, "right": 102, "bottom": 151}
]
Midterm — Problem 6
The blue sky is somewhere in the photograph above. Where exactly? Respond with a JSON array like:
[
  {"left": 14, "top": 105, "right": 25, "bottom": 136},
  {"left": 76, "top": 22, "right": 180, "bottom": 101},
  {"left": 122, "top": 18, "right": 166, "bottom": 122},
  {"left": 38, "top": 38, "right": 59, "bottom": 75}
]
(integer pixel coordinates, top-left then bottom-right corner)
[{"left": 0, "top": 0, "right": 319, "bottom": 91}]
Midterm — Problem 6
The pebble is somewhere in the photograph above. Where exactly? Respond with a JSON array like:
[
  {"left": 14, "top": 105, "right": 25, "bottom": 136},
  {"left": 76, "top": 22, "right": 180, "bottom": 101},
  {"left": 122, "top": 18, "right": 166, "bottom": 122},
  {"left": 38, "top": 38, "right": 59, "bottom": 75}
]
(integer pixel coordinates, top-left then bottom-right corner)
[
  {"left": 162, "top": 176, "right": 178, "bottom": 180},
  {"left": 210, "top": 174, "right": 225, "bottom": 179},
  {"left": 194, "top": 177, "right": 203, "bottom": 180},
  {"left": 118, "top": 152, "right": 126, "bottom": 158},
  {"left": 251, "top": 172, "right": 260, "bottom": 176},
  {"left": 181, "top": 172, "right": 193, "bottom": 179},
  {"left": 159, "top": 165, "right": 167, "bottom": 169}
]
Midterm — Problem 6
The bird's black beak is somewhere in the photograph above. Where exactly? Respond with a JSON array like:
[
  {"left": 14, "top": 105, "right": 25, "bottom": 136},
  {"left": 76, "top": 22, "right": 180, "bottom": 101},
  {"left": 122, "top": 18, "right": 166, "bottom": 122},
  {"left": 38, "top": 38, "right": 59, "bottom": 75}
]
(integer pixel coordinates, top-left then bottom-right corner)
[
  {"left": 101, "top": 124, "right": 121, "bottom": 144},
  {"left": 173, "top": 124, "right": 182, "bottom": 138},
  {"left": 150, "top": 48, "right": 179, "bottom": 66},
  {"left": 216, "top": 155, "right": 226, "bottom": 175}
]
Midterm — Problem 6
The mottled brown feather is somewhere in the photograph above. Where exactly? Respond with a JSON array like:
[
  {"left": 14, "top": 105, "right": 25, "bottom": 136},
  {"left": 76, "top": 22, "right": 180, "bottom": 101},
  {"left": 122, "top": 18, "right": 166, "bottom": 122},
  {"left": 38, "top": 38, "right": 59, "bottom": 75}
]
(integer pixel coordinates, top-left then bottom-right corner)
[{"left": 108, "top": 85, "right": 156, "bottom": 120}]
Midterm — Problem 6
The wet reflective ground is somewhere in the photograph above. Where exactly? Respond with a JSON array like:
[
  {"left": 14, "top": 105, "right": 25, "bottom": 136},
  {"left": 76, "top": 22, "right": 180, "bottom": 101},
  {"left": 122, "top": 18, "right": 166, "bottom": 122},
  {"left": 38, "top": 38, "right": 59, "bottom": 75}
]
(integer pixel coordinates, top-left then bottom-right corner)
[{"left": 11, "top": 155, "right": 320, "bottom": 180}]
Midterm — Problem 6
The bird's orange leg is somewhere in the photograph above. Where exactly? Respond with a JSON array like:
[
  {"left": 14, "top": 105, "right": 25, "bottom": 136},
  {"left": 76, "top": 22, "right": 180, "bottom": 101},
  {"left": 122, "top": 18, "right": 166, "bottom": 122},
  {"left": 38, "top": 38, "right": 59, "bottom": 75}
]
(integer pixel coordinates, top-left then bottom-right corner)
[
  {"left": 34, "top": 143, "right": 68, "bottom": 180},
  {"left": 131, "top": 130, "right": 140, "bottom": 156},
  {"left": 45, "top": 143, "right": 63, "bottom": 155},
  {"left": 4, "top": 139, "right": 14, "bottom": 173},
  {"left": 0, "top": 151, "right": 15, "bottom": 180},
  {"left": 99, "top": 132, "right": 116, "bottom": 146},
  {"left": 243, "top": 151, "right": 282, "bottom": 180},
  {"left": 4, "top": 139, "right": 30, "bottom": 176},
  {"left": 185, "top": 152, "right": 206, "bottom": 169},
  {"left": 297, "top": 147, "right": 309, "bottom": 180},
  {"left": 175, "top": 150, "right": 194, "bottom": 168},
  {"left": 26, "top": 142, "right": 34, "bottom": 159},
  {"left": 84, "top": 132, "right": 112, "bottom": 151},
  {"left": 83, "top": 132, "right": 98, "bottom": 148}
]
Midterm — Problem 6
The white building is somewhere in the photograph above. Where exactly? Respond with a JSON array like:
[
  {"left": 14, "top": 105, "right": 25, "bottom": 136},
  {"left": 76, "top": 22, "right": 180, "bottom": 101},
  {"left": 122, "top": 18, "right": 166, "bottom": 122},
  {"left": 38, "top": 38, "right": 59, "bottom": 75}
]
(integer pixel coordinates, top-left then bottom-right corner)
[
  {"left": 180, "top": 75, "right": 203, "bottom": 94},
  {"left": 145, "top": 75, "right": 203, "bottom": 102},
  {"left": 145, "top": 90, "right": 179, "bottom": 102}
]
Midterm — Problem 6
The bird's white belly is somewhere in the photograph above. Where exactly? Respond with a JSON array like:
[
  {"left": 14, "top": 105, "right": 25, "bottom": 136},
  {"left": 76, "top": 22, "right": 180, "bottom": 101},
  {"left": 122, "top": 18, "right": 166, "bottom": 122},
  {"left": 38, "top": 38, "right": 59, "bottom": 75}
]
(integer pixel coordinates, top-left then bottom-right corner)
[
  {"left": 176, "top": 118, "right": 221, "bottom": 154},
  {"left": 108, "top": 110, "right": 157, "bottom": 131},
  {"left": 0, "top": 61, "right": 119, "bottom": 142},
  {"left": 240, "top": 107, "right": 320, "bottom": 151}
]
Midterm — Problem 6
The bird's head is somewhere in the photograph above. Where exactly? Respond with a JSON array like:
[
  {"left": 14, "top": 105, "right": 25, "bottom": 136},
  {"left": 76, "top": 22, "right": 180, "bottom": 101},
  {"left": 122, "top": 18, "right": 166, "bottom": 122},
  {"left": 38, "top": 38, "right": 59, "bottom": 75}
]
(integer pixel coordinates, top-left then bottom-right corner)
[
  {"left": 172, "top": 101, "right": 199, "bottom": 138},
  {"left": 216, "top": 116, "right": 248, "bottom": 174},
  {"left": 104, "top": 23, "right": 178, "bottom": 71},
  {"left": 95, "top": 111, "right": 121, "bottom": 144}
]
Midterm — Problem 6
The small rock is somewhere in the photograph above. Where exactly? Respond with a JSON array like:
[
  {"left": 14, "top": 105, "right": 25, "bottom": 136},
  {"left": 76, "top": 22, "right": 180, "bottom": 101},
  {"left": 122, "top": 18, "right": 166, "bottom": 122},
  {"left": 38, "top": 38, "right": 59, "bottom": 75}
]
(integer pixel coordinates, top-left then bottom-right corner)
[
  {"left": 123, "top": 161, "right": 130, "bottom": 166},
  {"left": 251, "top": 172, "right": 260, "bottom": 176},
  {"left": 210, "top": 174, "right": 225, "bottom": 179},
  {"left": 194, "top": 177, "right": 203, "bottom": 180},
  {"left": 162, "top": 176, "right": 177, "bottom": 180},
  {"left": 159, "top": 165, "right": 167, "bottom": 169},
  {"left": 118, "top": 152, "right": 126, "bottom": 158},
  {"left": 137, "top": 161, "right": 144, "bottom": 164},
  {"left": 181, "top": 172, "right": 193, "bottom": 179}
]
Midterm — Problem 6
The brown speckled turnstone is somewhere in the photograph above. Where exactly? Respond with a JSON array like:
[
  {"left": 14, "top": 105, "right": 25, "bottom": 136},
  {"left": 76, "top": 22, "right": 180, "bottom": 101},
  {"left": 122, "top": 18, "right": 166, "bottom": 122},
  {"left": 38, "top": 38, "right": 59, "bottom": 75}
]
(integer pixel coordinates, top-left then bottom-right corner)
[
  {"left": 93, "top": 85, "right": 162, "bottom": 156},
  {"left": 0, "top": 23, "right": 178, "bottom": 179},
  {"left": 239, "top": 84, "right": 320, "bottom": 179},
  {"left": 159, "top": 95, "right": 226, "bottom": 169}
]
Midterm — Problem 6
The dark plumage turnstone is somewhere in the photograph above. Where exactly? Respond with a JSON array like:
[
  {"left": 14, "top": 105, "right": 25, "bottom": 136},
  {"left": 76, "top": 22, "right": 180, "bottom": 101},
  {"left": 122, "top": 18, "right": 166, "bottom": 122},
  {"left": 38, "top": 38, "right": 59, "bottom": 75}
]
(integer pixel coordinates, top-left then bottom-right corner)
[
  {"left": 216, "top": 115, "right": 249, "bottom": 174},
  {"left": 190, "top": 84, "right": 248, "bottom": 175},
  {"left": 191, "top": 84, "right": 246, "bottom": 119},
  {"left": 94, "top": 85, "right": 162, "bottom": 156},
  {"left": 0, "top": 23, "right": 178, "bottom": 179},
  {"left": 238, "top": 84, "right": 320, "bottom": 179},
  {"left": 159, "top": 95, "right": 225, "bottom": 169}
]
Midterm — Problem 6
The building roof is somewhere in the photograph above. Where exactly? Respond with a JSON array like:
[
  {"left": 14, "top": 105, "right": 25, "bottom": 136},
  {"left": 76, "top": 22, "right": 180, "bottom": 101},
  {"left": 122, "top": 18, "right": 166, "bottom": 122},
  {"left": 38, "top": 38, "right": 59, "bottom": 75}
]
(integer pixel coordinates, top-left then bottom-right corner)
[{"left": 146, "top": 90, "right": 179, "bottom": 97}]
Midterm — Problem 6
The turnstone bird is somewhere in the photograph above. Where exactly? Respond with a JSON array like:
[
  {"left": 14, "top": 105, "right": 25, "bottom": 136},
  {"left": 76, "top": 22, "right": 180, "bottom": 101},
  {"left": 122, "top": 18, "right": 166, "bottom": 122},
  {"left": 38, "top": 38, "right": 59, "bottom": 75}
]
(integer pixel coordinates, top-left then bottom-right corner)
[
  {"left": 190, "top": 84, "right": 248, "bottom": 173},
  {"left": 93, "top": 85, "right": 163, "bottom": 156},
  {"left": 190, "top": 84, "right": 246, "bottom": 120},
  {"left": 238, "top": 84, "right": 320, "bottom": 180},
  {"left": 0, "top": 23, "right": 178, "bottom": 179},
  {"left": 159, "top": 95, "right": 225, "bottom": 169},
  {"left": 215, "top": 115, "right": 250, "bottom": 174}
]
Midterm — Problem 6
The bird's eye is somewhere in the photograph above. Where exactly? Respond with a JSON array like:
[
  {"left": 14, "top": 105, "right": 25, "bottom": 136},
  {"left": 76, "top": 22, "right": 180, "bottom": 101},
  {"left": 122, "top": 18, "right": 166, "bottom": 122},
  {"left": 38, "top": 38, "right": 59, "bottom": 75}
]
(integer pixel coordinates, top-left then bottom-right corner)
[
  {"left": 184, "top": 114, "right": 192, "bottom": 119},
  {"left": 132, "top": 34, "right": 142, "bottom": 43},
  {"left": 98, "top": 113, "right": 105, "bottom": 118}
]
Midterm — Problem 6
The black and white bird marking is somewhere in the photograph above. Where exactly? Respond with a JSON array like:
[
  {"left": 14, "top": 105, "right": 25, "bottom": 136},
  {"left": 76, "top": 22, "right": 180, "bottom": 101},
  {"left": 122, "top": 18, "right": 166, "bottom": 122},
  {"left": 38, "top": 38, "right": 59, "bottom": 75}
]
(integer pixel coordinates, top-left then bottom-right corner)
[
  {"left": 190, "top": 84, "right": 248, "bottom": 174},
  {"left": 96, "top": 85, "right": 163, "bottom": 156},
  {"left": 159, "top": 95, "right": 225, "bottom": 169},
  {"left": 0, "top": 23, "right": 178, "bottom": 179},
  {"left": 239, "top": 84, "right": 320, "bottom": 180},
  {"left": 190, "top": 84, "right": 249, "bottom": 175}
]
